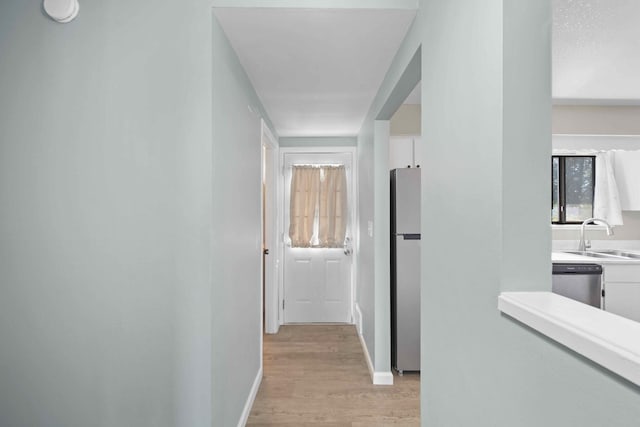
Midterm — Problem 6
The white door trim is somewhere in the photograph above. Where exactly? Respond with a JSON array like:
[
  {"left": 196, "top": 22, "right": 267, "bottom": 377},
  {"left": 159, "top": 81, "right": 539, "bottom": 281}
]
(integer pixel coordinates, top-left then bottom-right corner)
[
  {"left": 277, "top": 146, "right": 358, "bottom": 326},
  {"left": 262, "top": 121, "right": 279, "bottom": 334}
]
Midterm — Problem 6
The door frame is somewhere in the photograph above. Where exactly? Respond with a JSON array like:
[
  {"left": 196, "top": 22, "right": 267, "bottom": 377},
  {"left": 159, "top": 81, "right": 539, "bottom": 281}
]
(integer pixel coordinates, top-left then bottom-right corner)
[
  {"left": 276, "top": 146, "right": 358, "bottom": 326},
  {"left": 261, "top": 121, "right": 280, "bottom": 334}
]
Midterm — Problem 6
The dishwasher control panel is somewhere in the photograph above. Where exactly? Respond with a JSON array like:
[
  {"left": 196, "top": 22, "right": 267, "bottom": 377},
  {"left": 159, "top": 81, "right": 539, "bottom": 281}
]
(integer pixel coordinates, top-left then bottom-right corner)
[{"left": 552, "top": 263, "right": 603, "bottom": 274}]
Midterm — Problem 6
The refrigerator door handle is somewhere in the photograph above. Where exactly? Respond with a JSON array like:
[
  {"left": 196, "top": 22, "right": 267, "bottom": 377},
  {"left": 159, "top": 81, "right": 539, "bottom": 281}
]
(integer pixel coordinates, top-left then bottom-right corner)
[{"left": 401, "top": 234, "right": 421, "bottom": 240}]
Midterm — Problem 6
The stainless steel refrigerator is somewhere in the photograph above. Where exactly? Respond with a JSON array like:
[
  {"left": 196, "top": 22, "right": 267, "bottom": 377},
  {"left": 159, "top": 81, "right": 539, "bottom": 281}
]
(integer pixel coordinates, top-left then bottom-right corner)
[{"left": 390, "top": 167, "right": 421, "bottom": 374}]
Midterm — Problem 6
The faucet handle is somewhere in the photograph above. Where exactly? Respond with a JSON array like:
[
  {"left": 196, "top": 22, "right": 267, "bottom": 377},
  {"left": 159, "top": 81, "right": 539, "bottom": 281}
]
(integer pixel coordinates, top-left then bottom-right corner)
[{"left": 585, "top": 239, "right": 591, "bottom": 250}]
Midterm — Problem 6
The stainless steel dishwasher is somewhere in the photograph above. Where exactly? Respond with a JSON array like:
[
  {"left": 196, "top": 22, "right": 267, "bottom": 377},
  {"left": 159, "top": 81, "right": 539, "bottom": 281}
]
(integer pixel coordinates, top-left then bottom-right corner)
[{"left": 552, "top": 263, "right": 603, "bottom": 308}]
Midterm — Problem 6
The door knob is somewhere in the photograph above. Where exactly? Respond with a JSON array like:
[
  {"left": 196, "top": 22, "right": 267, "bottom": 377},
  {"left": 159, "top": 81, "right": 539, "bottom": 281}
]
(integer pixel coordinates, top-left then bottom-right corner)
[
  {"left": 263, "top": 249, "right": 270, "bottom": 255},
  {"left": 343, "top": 237, "right": 352, "bottom": 255}
]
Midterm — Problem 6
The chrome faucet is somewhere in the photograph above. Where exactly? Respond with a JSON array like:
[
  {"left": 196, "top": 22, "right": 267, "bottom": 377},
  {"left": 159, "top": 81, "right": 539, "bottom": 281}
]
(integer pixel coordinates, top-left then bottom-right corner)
[{"left": 578, "top": 218, "right": 614, "bottom": 252}]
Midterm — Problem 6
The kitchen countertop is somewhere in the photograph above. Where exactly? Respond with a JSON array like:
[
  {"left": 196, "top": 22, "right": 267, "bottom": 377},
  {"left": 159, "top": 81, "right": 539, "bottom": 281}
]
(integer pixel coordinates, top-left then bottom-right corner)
[{"left": 552, "top": 250, "right": 640, "bottom": 264}]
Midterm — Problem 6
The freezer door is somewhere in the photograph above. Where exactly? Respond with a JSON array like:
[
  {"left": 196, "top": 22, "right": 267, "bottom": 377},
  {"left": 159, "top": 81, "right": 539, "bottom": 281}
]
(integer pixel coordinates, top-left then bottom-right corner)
[
  {"left": 392, "top": 168, "right": 421, "bottom": 234},
  {"left": 394, "top": 235, "right": 421, "bottom": 372}
]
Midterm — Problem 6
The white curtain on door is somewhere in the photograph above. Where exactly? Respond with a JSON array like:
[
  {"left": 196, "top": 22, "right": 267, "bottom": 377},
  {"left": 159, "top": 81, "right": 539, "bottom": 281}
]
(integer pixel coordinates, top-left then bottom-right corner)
[
  {"left": 289, "top": 166, "right": 320, "bottom": 247},
  {"left": 318, "top": 166, "right": 348, "bottom": 248}
]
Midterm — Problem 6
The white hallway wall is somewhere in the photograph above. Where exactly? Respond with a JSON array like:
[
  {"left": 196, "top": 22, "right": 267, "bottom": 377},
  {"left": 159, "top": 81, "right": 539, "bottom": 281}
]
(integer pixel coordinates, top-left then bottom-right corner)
[
  {"left": 357, "top": 0, "right": 640, "bottom": 425},
  {"left": 420, "top": 0, "right": 640, "bottom": 424},
  {"left": 0, "top": 2, "right": 277, "bottom": 426},
  {"left": 356, "top": 24, "right": 421, "bottom": 379},
  {"left": 0, "top": 1, "right": 214, "bottom": 426},
  {"left": 211, "top": 11, "right": 277, "bottom": 426}
]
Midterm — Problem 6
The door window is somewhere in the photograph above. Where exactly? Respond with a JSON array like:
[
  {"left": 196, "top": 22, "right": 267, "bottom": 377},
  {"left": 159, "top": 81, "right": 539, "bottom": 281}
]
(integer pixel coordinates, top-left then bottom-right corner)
[{"left": 289, "top": 165, "right": 348, "bottom": 248}]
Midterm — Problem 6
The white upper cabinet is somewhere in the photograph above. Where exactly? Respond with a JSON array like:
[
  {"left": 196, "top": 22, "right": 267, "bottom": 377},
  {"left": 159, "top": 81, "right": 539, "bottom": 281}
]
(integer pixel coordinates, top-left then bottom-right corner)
[{"left": 390, "top": 136, "right": 422, "bottom": 171}]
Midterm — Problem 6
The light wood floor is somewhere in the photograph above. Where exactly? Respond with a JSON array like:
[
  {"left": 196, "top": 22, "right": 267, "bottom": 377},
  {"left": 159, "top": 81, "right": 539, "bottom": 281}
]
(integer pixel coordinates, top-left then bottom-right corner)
[{"left": 247, "top": 324, "right": 420, "bottom": 426}]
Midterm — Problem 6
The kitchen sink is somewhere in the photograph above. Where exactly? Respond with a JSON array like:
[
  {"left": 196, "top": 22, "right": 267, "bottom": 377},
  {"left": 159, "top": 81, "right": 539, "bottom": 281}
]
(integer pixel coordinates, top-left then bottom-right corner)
[
  {"left": 563, "top": 251, "right": 626, "bottom": 259},
  {"left": 590, "top": 249, "right": 640, "bottom": 259},
  {"left": 563, "top": 250, "right": 640, "bottom": 260}
]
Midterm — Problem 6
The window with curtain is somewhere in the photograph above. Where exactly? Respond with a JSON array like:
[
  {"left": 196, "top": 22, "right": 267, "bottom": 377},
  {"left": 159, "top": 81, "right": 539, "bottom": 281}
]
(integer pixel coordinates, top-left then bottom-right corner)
[
  {"left": 289, "top": 165, "right": 348, "bottom": 248},
  {"left": 551, "top": 151, "right": 624, "bottom": 226},
  {"left": 552, "top": 155, "right": 595, "bottom": 224}
]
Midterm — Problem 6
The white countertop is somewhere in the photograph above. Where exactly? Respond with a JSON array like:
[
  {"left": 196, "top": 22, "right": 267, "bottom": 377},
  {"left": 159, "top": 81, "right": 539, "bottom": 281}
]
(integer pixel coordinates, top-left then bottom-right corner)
[
  {"left": 499, "top": 292, "right": 640, "bottom": 386},
  {"left": 552, "top": 250, "right": 640, "bottom": 264}
]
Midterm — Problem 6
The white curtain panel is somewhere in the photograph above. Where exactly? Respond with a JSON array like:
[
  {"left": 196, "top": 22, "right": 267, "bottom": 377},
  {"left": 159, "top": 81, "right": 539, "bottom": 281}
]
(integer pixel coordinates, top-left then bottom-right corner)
[
  {"left": 594, "top": 151, "right": 623, "bottom": 226},
  {"left": 289, "top": 166, "right": 320, "bottom": 247},
  {"left": 613, "top": 150, "right": 640, "bottom": 211},
  {"left": 318, "top": 166, "right": 348, "bottom": 248}
]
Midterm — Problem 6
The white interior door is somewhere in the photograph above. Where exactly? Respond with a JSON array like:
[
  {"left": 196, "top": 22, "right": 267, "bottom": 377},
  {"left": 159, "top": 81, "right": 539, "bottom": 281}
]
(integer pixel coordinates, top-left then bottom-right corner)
[
  {"left": 282, "top": 151, "right": 354, "bottom": 324},
  {"left": 284, "top": 246, "right": 351, "bottom": 323},
  {"left": 262, "top": 123, "right": 279, "bottom": 334}
]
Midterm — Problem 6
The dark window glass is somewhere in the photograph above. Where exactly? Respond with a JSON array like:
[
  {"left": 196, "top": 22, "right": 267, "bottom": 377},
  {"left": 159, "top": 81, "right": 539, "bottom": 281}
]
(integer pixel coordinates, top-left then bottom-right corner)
[{"left": 552, "top": 156, "right": 595, "bottom": 224}]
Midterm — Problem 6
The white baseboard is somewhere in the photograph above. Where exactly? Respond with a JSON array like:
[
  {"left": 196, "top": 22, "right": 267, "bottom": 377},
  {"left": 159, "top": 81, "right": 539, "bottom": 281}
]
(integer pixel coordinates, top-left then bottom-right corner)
[
  {"left": 373, "top": 371, "right": 394, "bottom": 385},
  {"left": 354, "top": 303, "right": 363, "bottom": 335},
  {"left": 357, "top": 330, "right": 394, "bottom": 386},
  {"left": 237, "top": 367, "right": 263, "bottom": 427},
  {"left": 358, "top": 332, "right": 375, "bottom": 378},
  {"left": 265, "top": 323, "right": 280, "bottom": 335}
]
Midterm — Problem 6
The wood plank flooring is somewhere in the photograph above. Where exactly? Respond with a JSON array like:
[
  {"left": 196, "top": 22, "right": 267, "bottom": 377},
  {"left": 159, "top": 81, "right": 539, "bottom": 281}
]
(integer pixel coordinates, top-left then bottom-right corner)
[{"left": 247, "top": 325, "right": 420, "bottom": 426}]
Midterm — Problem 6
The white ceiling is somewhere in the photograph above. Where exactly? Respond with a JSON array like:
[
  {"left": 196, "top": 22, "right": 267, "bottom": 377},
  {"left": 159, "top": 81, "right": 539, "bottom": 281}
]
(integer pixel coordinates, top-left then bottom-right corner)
[
  {"left": 553, "top": 0, "right": 640, "bottom": 102},
  {"left": 395, "top": 2, "right": 640, "bottom": 107},
  {"left": 214, "top": 8, "right": 416, "bottom": 137},
  {"left": 215, "top": 2, "right": 639, "bottom": 138}
]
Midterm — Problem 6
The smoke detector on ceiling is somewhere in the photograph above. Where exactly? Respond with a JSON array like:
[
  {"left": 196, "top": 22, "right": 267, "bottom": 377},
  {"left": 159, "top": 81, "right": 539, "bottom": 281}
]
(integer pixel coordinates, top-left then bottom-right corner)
[{"left": 43, "top": 0, "right": 79, "bottom": 23}]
